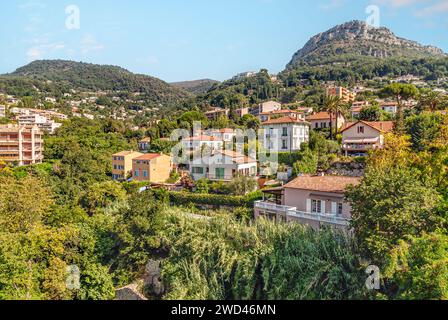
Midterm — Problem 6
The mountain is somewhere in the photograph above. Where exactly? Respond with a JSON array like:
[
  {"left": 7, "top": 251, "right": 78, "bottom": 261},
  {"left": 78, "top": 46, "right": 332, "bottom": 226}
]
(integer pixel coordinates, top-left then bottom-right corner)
[
  {"left": 286, "top": 20, "right": 446, "bottom": 69},
  {"left": 2, "top": 60, "right": 191, "bottom": 106},
  {"left": 171, "top": 79, "right": 220, "bottom": 94}
]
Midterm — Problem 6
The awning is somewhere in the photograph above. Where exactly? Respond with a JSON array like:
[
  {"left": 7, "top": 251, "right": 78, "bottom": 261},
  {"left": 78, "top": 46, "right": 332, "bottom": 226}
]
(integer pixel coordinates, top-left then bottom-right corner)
[{"left": 344, "top": 137, "right": 380, "bottom": 144}]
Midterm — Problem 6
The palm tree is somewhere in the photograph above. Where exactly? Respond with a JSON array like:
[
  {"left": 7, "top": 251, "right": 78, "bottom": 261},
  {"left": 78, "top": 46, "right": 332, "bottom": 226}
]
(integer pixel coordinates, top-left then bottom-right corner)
[
  {"left": 321, "top": 95, "right": 343, "bottom": 140},
  {"left": 419, "top": 90, "right": 442, "bottom": 112}
]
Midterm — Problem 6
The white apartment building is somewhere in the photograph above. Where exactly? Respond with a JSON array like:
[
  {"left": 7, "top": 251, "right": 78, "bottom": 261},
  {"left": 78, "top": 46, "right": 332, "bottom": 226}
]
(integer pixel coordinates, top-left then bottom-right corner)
[
  {"left": 0, "top": 124, "right": 44, "bottom": 166},
  {"left": 261, "top": 116, "right": 310, "bottom": 152},
  {"left": 18, "top": 114, "right": 62, "bottom": 134}
]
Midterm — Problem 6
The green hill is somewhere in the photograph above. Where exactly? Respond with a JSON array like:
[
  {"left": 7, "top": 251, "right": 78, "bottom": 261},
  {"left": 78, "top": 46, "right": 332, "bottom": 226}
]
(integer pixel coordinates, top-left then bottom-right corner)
[{"left": 1, "top": 60, "right": 191, "bottom": 107}]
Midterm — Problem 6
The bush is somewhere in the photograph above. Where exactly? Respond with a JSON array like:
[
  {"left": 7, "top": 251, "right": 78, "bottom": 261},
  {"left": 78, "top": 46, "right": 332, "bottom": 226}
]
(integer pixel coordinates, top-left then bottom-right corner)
[{"left": 169, "top": 190, "right": 262, "bottom": 208}]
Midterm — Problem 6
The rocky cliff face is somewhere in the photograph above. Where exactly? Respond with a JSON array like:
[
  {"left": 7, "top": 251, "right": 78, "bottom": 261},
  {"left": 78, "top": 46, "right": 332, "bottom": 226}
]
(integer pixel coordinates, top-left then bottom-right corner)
[{"left": 287, "top": 20, "right": 446, "bottom": 68}]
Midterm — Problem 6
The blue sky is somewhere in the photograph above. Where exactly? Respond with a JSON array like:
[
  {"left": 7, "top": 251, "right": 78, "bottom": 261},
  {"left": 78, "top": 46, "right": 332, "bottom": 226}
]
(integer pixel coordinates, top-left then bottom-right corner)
[{"left": 1, "top": 0, "right": 448, "bottom": 82}]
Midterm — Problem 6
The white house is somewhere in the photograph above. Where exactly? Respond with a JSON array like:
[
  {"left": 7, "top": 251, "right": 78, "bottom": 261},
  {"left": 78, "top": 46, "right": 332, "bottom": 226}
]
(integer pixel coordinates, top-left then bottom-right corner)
[
  {"left": 261, "top": 116, "right": 310, "bottom": 152},
  {"left": 181, "top": 135, "right": 223, "bottom": 152},
  {"left": 0, "top": 105, "right": 5, "bottom": 118},
  {"left": 188, "top": 150, "right": 257, "bottom": 181},
  {"left": 341, "top": 121, "right": 394, "bottom": 156}
]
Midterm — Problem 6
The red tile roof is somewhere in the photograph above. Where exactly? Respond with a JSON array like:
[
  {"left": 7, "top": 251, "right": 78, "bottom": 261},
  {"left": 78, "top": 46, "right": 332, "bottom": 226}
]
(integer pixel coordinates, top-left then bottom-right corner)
[
  {"left": 134, "top": 153, "right": 164, "bottom": 161},
  {"left": 284, "top": 175, "right": 361, "bottom": 193},
  {"left": 342, "top": 121, "right": 394, "bottom": 133},
  {"left": 306, "top": 112, "right": 336, "bottom": 121},
  {"left": 262, "top": 116, "right": 308, "bottom": 125}
]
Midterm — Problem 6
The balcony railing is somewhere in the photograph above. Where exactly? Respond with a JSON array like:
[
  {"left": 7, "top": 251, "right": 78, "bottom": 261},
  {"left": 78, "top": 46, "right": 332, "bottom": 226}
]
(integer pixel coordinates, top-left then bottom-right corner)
[{"left": 254, "top": 201, "right": 349, "bottom": 227}]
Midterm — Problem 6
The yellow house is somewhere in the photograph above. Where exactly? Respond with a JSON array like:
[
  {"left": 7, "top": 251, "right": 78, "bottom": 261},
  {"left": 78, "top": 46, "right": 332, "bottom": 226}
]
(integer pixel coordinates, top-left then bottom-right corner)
[
  {"left": 112, "top": 151, "right": 143, "bottom": 181},
  {"left": 132, "top": 153, "right": 172, "bottom": 183}
]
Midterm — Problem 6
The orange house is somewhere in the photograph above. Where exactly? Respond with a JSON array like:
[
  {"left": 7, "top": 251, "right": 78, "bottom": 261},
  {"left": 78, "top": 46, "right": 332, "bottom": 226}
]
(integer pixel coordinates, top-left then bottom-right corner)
[{"left": 132, "top": 153, "right": 172, "bottom": 183}]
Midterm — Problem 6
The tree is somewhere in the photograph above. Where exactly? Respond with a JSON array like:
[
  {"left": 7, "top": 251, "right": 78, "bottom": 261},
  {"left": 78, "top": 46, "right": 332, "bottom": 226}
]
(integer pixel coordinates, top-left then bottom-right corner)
[
  {"left": 359, "top": 105, "right": 382, "bottom": 122},
  {"left": 405, "top": 112, "right": 444, "bottom": 152},
  {"left": 384, "top": 232, "right": 448, "bottom": 300},
  {"left": 321, "top": 95, "right": 343, "bottom": 140},
  {"left": 346, "top": 166, "right": 441, "bottom": 263},
  {"left": 381, "top": 83, "right": 418, "bottom": 134},
  {"left": 228, "top": 175, "right": 257, "bottom": 196},
  {"left": 418, "top": 90, "right": 443, "bottom": 112}
]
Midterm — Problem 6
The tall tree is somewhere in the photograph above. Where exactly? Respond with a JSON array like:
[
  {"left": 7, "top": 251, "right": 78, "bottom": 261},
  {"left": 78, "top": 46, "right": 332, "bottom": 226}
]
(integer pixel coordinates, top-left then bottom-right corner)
[{"left": 382, "top": 83, "right": 418, "bottom": 134}]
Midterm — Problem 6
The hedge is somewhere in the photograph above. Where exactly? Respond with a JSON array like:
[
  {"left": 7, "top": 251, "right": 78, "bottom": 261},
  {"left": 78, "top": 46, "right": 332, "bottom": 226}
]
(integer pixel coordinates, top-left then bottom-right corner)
[{"left": 169, "top": 190, "right": 263, "bottom": 208}]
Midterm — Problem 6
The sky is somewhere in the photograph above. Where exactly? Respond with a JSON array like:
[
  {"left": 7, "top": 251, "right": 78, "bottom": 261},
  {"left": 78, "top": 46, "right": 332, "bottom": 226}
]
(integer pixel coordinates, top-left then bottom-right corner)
[{"left": 1, "top": 0, "right": 448, "bottom": 82}]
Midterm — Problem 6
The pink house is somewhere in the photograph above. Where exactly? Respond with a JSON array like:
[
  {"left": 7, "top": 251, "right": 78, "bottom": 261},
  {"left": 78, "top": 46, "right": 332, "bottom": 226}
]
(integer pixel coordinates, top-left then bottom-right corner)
[{"left": 254, "top": 175, "right": 360, "bottom": 230}]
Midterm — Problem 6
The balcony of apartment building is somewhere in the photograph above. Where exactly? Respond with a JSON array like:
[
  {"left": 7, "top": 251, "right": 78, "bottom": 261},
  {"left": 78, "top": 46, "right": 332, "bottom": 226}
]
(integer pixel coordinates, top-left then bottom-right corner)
[{"left": 254, "top": 200, "right": 350, "bottom": 229}]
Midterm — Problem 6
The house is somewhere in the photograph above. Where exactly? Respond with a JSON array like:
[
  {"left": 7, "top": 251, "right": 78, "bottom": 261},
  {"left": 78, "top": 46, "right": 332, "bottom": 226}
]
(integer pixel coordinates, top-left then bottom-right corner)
[
  {"left": 204, "top": 108, "right": 230, "bottom": 121},
  {"left": 259, "top": 109, "right": 305, "bottom": 122},
  {"left": 235, "top": 107, "right": 250, "bottom": 118},
  {"left": 378, "top": 101, "right": 398, "bottom": 114},
  {"left": 204, "top": 128, "right": 237, "bottom": 142},
  {"left": 249, "top": 101, "right": 281, "bottom": 117},
  {"left": 112, "top": 151, "right": 144, "bottom": 181},
  {"left": 306, "top": 112, "right": 346, "bottom": 130},
  {"left": 188, "top": 150, "right": 257, "bottom": 181},
  {"left": 261, "top": 116, "right": 310, "bottom": 152},
  {"left": 138, "top": 137, "right": 152, "bottom": 152},
  {"left": 132, "top": 153, "right": 172, "bottom": 183},
  {"left": 351, "top": 107, "right": 363, "bottom": 118},
  {"left": 326, "top": 86, "right": 356, "bottom": 103},
  {"left": 181, "top": 135, "right": 223, "bottom": 152},
  {"left": 341, "top": 121, "right": 394, "bottom": 156},
  {"left": 254, "top": 175, "right": 361, "bottom": 230},
  {"left": 0, "top": 124, "right": 44, "bottom": 166},
  {"left": 0, "top": 105, "right": 5, "bottom": 118}
]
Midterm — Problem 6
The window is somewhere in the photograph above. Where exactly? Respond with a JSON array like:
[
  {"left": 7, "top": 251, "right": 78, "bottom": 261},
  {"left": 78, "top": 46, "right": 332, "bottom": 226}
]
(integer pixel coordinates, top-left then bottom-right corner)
[
  {"left": 338, "top": 203, "right": 343, "bottom": 215},
  {"left": 215, "top": 168, "right": 225, "bottom": 179},
  {"left": 143, "top": 170, "right": 148, "bottom": 178},
  {"left": 282, "top": 127, "right": 288, "bottom": 137},
  {"left": 358, "top": 126, "right": 365, "bottom": 134},
  {"left": 192, "top": 167, "right": 204, "bottom": 174},
  {"left": 134, "top": 170, "right": 139, "bottom": 177},
  {"left": 312, "top": 200, "right": 322, "bottom": 213},
  {"left": 282, "top": 140, "right": 288, "bottom": 150}
]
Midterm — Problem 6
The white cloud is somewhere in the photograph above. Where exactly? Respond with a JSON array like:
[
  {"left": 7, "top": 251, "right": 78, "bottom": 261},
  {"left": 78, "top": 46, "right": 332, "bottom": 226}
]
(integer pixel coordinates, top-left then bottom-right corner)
[
  {"left": 80, "top": 35, "right": 105, "bottom": 55},
  {"left": 415, "top": 0, "right": 448, "bottom": 16},
  {"left": 26, "top": 42, "right": 66, "bottom": 61},
  {"left": 374, "top": 0, "right": 428, "bottom": 7},
  {"left": 319, "top": 0, "right": 347, "bottom": 10}
]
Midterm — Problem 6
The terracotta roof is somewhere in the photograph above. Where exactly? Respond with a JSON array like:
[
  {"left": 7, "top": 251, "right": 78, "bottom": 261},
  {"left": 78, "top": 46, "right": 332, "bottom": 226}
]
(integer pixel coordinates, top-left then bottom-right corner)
[
  {"left": 139, "top": 137, "right": 151, "bottom": 142},
  {"left": 262, "top": 116, "right": 308, "bottom": 125},
  {"left": 284, "top": 175, "right": 361, "bottom": 194},
  {"left": 113, "top": 150, "right": 142, "bottom": 157},
  {"left": 306, "top": 112, "right": 336, "bottom": 121},
  {"left": 183, "top": 135, "right": 220, "bottom": 141},
  {"left": 216, "top": 150, "right": 257, "bottom": 164},
  {"left": 134, "top": 153, "right": 165, "bottom": 161},
  {"left": 342, "top": 121, "right": 394, "bottom": 133},
  {"left": 260, "top": 109, "right": 299, "bottom": 116}
]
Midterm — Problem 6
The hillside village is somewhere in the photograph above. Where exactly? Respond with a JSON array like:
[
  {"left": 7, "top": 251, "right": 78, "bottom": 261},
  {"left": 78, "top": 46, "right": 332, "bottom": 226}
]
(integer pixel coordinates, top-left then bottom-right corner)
[{"left": 1, "top": 19, "right": 448, "bottom": 301}]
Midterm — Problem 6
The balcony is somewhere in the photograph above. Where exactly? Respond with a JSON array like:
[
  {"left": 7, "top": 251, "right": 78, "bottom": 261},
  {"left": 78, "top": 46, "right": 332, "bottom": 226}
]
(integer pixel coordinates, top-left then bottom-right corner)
[{"left": 254, "top": 201, "right": 350, "bottom": 227}]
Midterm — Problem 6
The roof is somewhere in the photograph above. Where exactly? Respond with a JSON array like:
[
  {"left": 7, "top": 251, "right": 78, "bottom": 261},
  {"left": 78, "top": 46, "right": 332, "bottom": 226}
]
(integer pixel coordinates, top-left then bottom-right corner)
[
  {"left": 134, "top": 153, "right": 165, "bottom": 161},
  {"left": 306, "top": 112, "right": 337, "bottom": 121},
  {"left": 262, "top": 116, "right": 309, "bottom": 125},
  {"left": 139, "top": 137, "right": 151, "bottom": 142},
  {"left": 284, "top": 175, "right": 361, "bottom": 194},
  {"left": 215, "top": 150, "right": 257, "bottom": 164},
  {"left": 113, "top": 150, "right": 143, "bottom": 157},
  {"left": 183, "top": 135, "right": 220, "bottom": 142},
  {"left": 341, "top": 121, "right": 394, "bottom": 133},
  {"left": 260, "top": 109, "right": 299, "bottom": 116}
]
